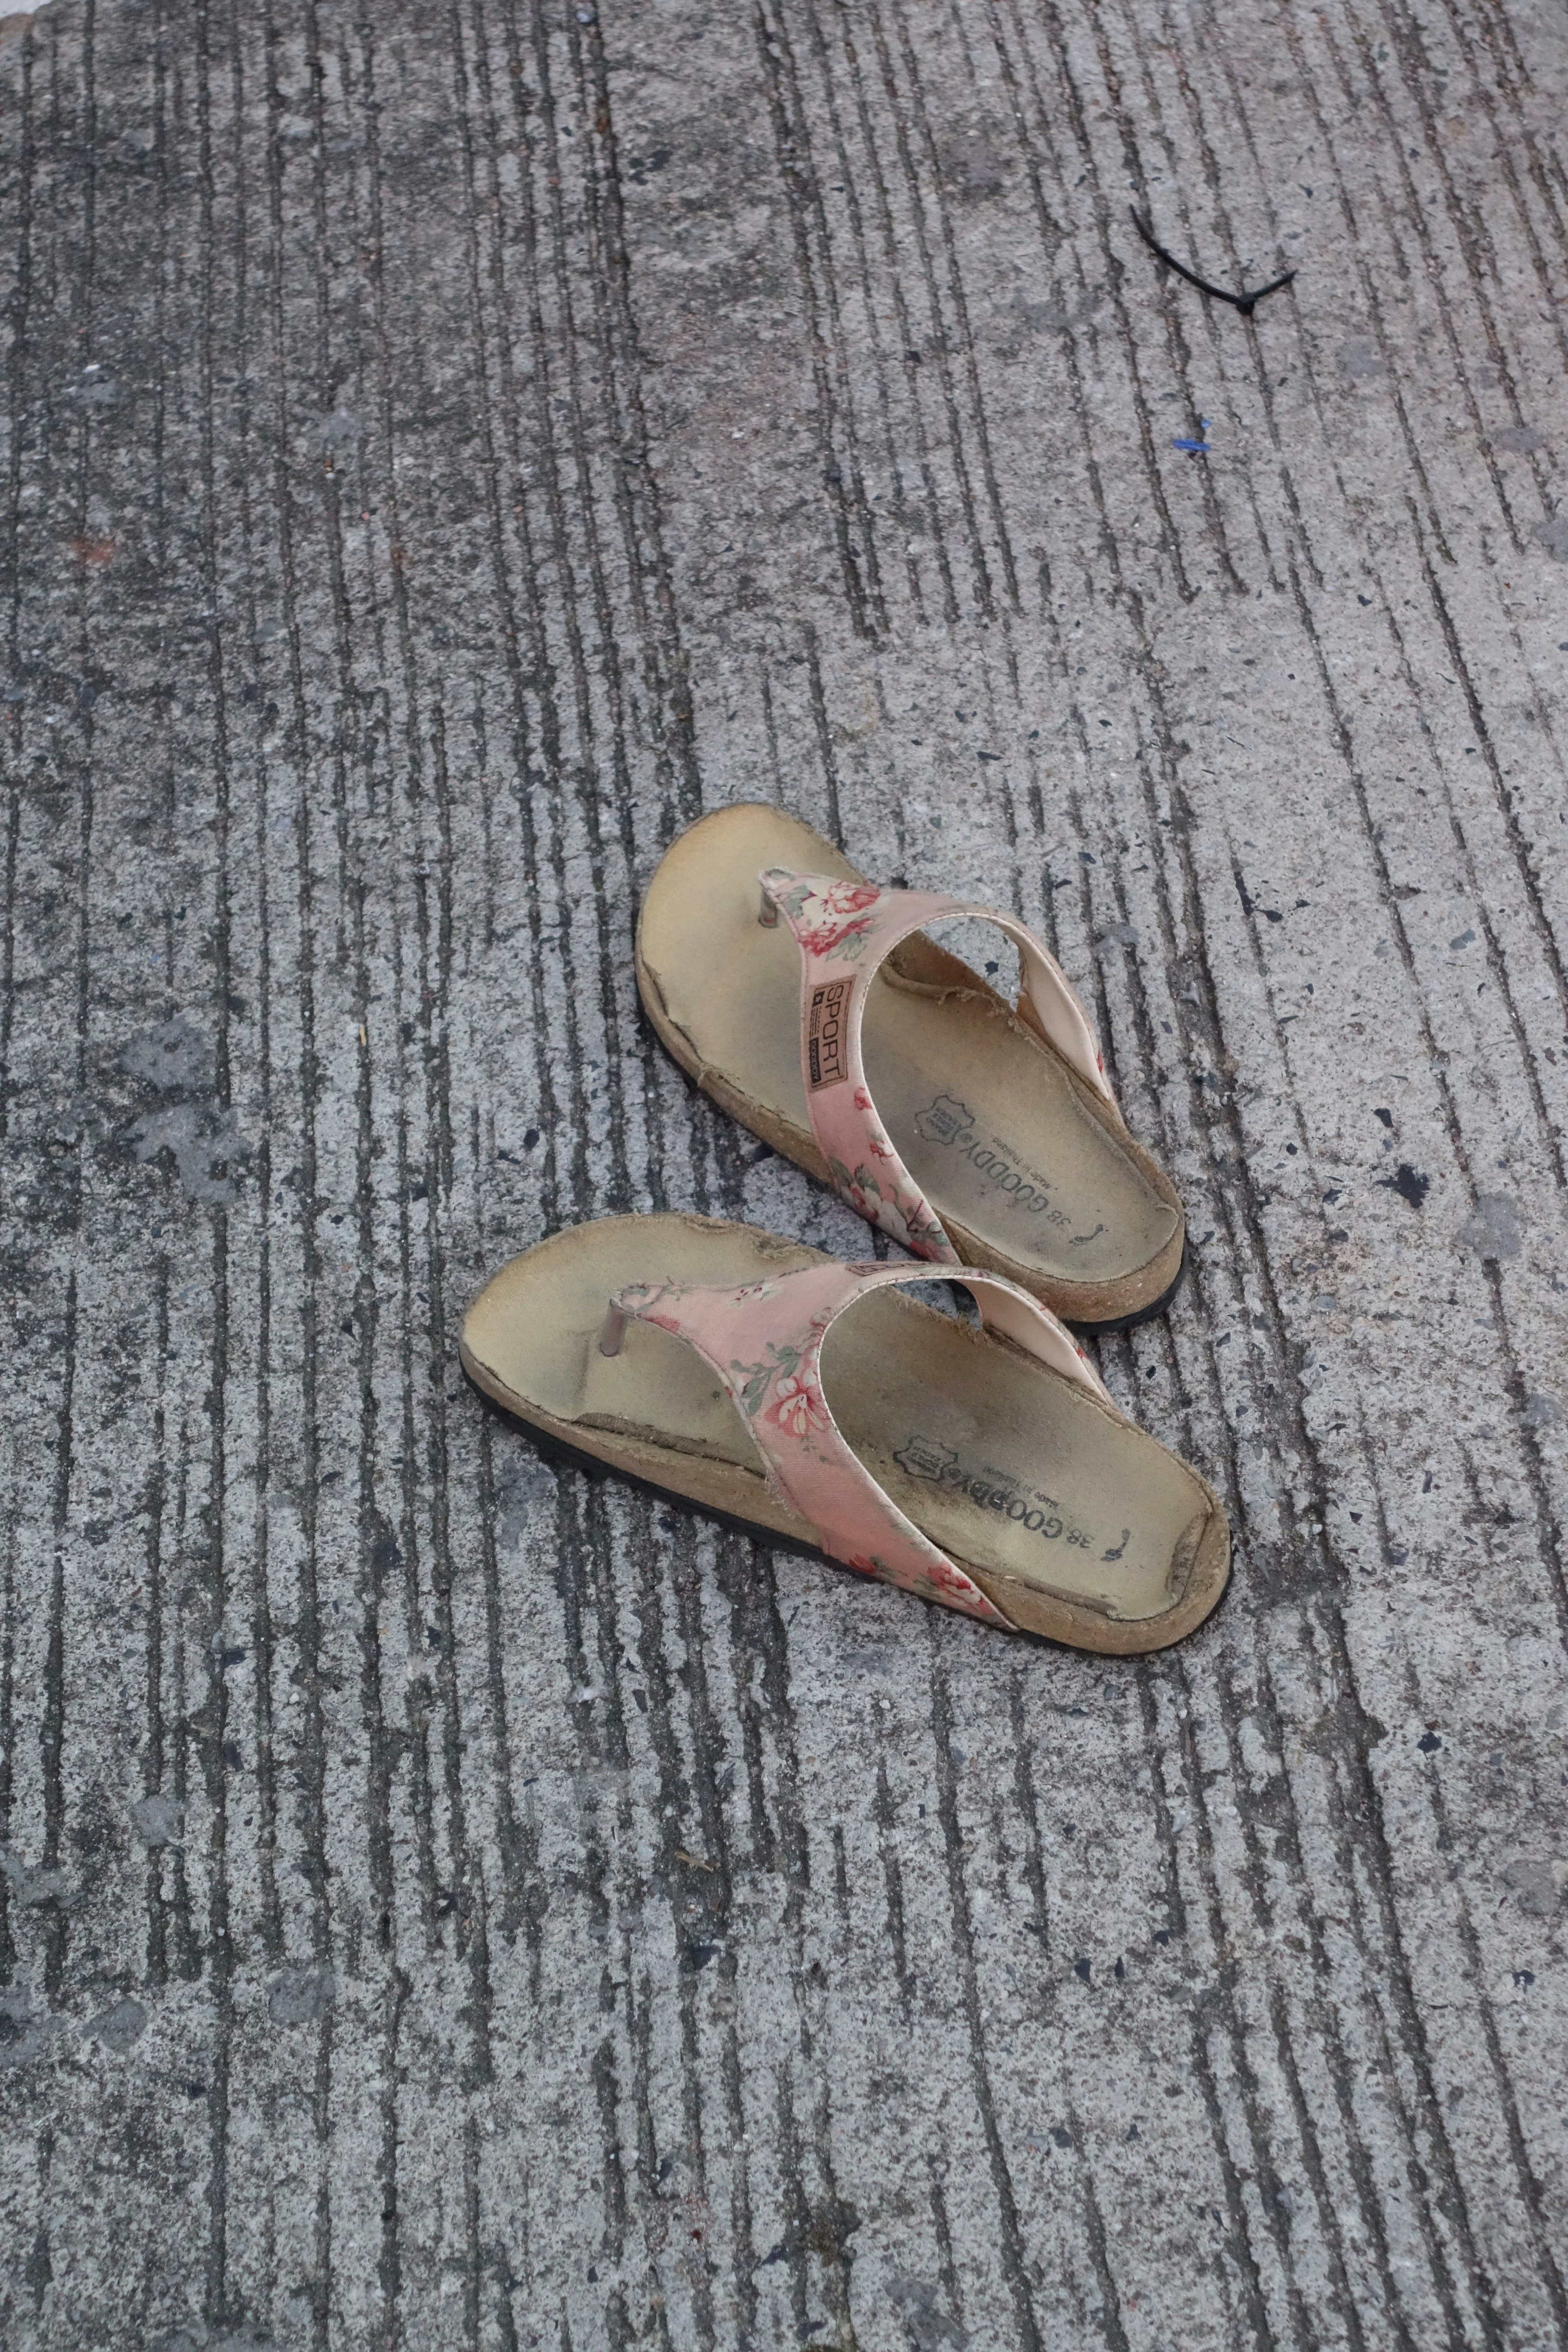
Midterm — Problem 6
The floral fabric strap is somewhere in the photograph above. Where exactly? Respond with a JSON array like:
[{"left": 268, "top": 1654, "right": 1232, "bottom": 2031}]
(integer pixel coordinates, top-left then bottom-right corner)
[
  {"left": 758, "top": 865, "right": 1112, "bottom": 1261},
  {"left": 604, "top": 1256, "right": 1111, "bottom": 1629}
]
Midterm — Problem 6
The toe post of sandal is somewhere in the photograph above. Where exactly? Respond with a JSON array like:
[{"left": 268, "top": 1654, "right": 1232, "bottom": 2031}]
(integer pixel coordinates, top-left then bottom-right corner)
[{"left": 597, "top": 1298, "right": 630, "bottom": 1357}]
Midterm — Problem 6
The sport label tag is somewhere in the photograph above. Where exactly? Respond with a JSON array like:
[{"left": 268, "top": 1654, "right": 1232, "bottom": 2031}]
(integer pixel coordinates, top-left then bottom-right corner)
[{"left": 807, "top": 980, "right": 851, "bottom": 1091}]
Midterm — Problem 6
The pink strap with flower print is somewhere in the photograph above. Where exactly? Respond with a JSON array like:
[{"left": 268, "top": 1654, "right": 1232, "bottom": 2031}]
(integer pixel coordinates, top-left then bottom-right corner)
[
  {"left": 600, "top": 1255, "right": 1112, "bottom": 1630},
  {"left": 758, "top": 866, "right": 1112, "bottom": 1261}
]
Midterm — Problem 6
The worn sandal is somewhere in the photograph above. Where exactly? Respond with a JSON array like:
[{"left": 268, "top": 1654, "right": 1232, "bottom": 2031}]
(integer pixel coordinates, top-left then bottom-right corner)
[
  {"left": 636, "top": 803, "right": 1185, "bottom": 1330},
  {"left": 461, "top": 1214, "right": 1229, "bottom": 1653}
]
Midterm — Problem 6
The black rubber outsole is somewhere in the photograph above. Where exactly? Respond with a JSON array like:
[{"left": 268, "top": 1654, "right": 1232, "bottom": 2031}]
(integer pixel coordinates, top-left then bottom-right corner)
[{"left": 1064, "top": 1234, "right": 1191, "bottom": 1340}]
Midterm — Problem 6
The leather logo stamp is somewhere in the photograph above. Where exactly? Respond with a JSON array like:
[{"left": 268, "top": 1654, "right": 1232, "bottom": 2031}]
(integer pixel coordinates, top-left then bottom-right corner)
[{"left": 807, "top": 980, "right": 851, "bottom": 1090}]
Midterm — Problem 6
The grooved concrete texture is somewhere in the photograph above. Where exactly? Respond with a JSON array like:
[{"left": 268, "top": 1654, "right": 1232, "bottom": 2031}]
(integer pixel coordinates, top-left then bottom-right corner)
[{"left": 1, "top": 0, "right": 1566, "bottom": 2345}]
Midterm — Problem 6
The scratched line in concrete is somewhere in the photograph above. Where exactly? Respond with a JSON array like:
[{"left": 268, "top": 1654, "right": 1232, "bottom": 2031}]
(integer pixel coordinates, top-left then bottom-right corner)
[{"left": 0, "top": 0, "right": 1565, "bottom": 2345}]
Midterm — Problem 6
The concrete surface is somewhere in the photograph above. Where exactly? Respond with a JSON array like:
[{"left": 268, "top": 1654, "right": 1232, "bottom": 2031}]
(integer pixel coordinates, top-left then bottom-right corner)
[{"left": 1, "top": 0, "right": 1566, "bottom": 2344}]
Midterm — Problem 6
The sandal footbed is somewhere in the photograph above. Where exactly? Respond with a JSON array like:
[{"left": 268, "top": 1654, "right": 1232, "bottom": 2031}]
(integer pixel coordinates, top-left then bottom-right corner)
[
  {"left": 635, "top": 803, "right": 1186, "bottom": 1327},
  {"left": 461, "top": 1214, "right": 1230, "bottom": 1655}
]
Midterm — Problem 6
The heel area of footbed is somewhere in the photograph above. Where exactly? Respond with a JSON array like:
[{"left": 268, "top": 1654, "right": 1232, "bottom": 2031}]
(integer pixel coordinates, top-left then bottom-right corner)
[
  {"left": 962, "top": 1518, "right": 1229, "bottom": 1653},
  {"left": 863, "top": 978, "right": 1180, "bottom": 1294}
]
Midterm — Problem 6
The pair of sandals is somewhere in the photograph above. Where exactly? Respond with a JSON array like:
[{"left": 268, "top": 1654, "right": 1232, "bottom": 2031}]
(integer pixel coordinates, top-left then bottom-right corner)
[{"left": 462, "top": 805, "right": 1229, "bottom": 1653}]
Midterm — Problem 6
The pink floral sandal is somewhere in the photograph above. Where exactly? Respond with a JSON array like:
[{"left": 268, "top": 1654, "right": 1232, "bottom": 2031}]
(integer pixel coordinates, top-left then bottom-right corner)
[
  {"left": 636, "top": 803, "right": 1186, "bottom": 1331},
  {"left": 461, "top": 1214, "right": 1229, "bottom": 1653}
]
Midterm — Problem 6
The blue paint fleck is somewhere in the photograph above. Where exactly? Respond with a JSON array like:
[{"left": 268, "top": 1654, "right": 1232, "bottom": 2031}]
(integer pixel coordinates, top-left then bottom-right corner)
[{"left": 1172, "top": 417, "right": 1212, "bottom": 454}]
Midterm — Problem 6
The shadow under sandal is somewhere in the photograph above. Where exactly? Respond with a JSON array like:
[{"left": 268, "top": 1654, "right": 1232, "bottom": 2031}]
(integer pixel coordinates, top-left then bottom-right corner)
[
  {"left": 461, "top": 1214, "right": 1229, "bottom": 1654},
  {"left": 636, "top": 802, "right": 1186, "bottom": 1332}
]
